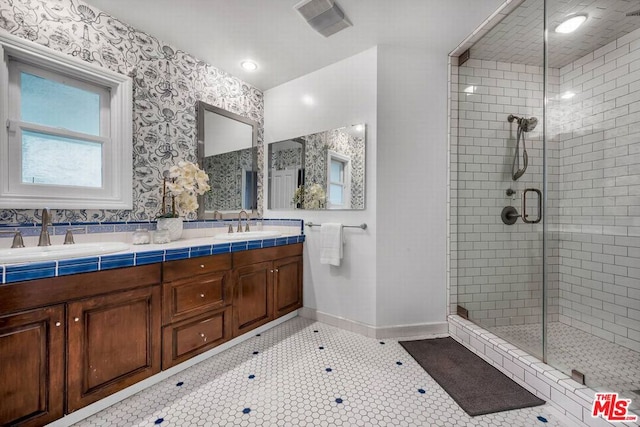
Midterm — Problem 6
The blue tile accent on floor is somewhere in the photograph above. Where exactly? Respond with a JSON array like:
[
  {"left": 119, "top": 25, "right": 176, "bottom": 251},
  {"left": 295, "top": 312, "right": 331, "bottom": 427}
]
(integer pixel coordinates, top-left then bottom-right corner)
[
  {"left": 5, "top": 261, "right": 56, "bottom": 282},
  {"left": 100, "top": 253, "right": 135, "bottom": 270},
  {"left": 537, "top": 416, "right": 548, "bottom": 423}
]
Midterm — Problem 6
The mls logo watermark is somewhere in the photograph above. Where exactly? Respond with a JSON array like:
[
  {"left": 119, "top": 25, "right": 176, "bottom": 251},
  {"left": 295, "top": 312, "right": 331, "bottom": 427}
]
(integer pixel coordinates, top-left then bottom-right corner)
[{"left": 591, "top": 393, "right": 638, "bottom": 422}]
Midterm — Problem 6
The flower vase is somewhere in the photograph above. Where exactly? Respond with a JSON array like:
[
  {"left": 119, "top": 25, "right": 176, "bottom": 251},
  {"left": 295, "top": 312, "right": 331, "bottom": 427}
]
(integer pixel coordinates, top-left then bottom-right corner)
[{"left": 156, "top": 217, "right": 183, "bottom": 241}]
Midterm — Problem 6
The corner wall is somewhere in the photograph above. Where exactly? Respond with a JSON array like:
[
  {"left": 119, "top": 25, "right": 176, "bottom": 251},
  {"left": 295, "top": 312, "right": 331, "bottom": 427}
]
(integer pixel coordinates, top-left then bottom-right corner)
[{"left": 264, "top": 47, "right": 378, "bottom": 328}]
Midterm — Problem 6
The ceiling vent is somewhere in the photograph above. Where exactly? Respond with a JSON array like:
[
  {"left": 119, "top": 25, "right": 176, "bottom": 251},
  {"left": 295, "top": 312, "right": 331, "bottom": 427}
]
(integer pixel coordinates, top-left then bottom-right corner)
[{"left": 294, "top": 0, "right": 352, "bottom": 37}]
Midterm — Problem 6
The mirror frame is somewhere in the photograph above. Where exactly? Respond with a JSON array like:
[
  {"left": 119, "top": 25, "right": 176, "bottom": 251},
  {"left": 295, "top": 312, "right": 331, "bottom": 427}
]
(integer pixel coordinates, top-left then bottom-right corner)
[{"left": 196, "top": 101, "right": 259, "bottom": 218}]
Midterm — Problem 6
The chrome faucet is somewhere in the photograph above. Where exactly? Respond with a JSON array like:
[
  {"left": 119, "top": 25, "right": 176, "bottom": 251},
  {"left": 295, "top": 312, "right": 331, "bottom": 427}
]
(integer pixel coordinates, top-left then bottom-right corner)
[
  {"left": 237, "top": 210, "right": 250, "bottom": 233},
  {"left": 38, "top": 208, "right": 51, "bottom": 246}
]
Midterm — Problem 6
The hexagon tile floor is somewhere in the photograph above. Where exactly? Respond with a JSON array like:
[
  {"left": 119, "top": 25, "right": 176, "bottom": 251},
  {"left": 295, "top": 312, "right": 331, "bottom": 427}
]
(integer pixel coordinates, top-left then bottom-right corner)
[{"left": 74, "top": 317, "right": 570, "bottom": 427}]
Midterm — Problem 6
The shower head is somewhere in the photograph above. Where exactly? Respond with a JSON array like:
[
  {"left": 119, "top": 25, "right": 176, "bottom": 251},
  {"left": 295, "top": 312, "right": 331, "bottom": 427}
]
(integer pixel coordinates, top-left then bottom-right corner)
[
  {"left": 519, "top": 117, "right": 538, "bottom": 132},
  {"left": 508, "top": 114, "right": 538, "bottom": 132}
]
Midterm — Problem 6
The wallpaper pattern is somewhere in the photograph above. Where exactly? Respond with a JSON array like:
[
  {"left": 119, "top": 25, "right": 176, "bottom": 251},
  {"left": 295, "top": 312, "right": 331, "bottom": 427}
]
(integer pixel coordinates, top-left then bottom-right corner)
[
  {"left": 303, "top": 127, "right": 365, "bottom": 209},
  {"left": 203, "top": 148, "right": 253, "bottom": 211},
  {"left": 0, "top": 0, "right": 264, "bottom": 224}
]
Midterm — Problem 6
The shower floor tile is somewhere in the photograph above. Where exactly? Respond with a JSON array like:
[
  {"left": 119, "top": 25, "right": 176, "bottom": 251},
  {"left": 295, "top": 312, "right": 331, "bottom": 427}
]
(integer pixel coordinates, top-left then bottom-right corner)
[
  {"left": 492, "top": 322, "right": 640, "bottom": 409},
  {"left": 73, "top": 317, "right": 567, "bottom": 427}
]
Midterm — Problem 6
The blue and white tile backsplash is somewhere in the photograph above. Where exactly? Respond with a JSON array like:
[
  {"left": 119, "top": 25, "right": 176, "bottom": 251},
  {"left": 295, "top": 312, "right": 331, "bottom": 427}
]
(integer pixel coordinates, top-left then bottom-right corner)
[
  {"left": 0, "top": 0, "right": 264, "bottom": 224},
  {"left": 0, "top": 219, "right": 304, "bottom": 284}
]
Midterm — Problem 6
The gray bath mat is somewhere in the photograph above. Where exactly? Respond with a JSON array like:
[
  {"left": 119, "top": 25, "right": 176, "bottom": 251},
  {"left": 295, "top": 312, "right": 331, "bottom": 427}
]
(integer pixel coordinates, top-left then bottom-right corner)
[{"left": 399, "top": 337, "right": 545, "bottom": 416}]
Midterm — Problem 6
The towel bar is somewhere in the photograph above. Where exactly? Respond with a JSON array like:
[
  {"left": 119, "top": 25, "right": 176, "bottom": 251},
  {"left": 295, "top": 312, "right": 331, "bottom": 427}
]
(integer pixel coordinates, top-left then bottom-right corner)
[{"left": 305, "top": 222, "right": 367, "bottom": 230}]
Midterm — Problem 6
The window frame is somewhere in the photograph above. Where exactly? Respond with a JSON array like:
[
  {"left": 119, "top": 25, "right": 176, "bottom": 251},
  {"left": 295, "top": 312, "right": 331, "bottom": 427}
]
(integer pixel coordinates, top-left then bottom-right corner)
[
  {"left": 326, "top": 150, "right": 351, "bottom": 209},
  {"left": 0, "top": 33, "right": 132, "bottom": 210}
]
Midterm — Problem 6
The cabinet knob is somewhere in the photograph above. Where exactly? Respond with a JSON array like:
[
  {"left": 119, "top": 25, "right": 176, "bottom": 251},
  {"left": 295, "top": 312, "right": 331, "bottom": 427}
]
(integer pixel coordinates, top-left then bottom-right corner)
[
  {"left": 74, "top": 317, "right": 79, "bottom": 322},
  {"left": 270, "top": 269, "right": 274, "bottom": 273},
  {"left": 55, "top": 321, "right": 61, "bottom": 327},
  {"left": 275, "top": 269, "right": 279, "bottom": 273},
  {"left": 200, "top": 333, "right": 205, "bottom": 337},
  {"left": 200, "top": 293, "right": 205, "bottom": 298},
  {"left": 200, "top": 333, "right": 207, "bottom": 342},
  {"left": 200, "top": 264, "right": 205, "bottom": 268}
]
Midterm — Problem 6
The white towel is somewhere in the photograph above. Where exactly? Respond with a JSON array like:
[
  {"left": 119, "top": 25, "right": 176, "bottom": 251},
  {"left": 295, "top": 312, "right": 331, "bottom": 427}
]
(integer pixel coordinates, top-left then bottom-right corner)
[{"left": 320, "top": 223, "right": 343, "bottom": 266}]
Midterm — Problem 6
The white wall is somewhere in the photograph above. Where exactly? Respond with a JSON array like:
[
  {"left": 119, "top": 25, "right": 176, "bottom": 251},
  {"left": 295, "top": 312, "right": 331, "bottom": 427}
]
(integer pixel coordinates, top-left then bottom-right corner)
[
  {"left": 375, "top": 46, "right": 450, "bottom": 328},
  {"left": 264, "top": 47, "right": 378, "bottom": 327}
]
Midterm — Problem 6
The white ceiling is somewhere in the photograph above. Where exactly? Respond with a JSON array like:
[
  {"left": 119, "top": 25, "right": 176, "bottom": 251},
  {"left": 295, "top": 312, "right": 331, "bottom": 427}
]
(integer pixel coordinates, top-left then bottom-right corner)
[{"left": 83, "top": 0, "right": 504, "bottom": 91}]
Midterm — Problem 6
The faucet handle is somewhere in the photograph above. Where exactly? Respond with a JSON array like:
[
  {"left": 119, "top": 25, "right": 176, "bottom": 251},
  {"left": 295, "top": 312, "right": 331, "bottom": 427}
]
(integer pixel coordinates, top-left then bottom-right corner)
[
  {"left": 64, "top": 228, "right": 84, "bottom": 245},
  {"left": 0, "top": 230, "right": 25, "bottom": 248},
  {"left": 245, "top": 222, "right": 250, "bottom": 232},
  {"left": 228, "top": 223, "right": 233, "bottom": 233}
]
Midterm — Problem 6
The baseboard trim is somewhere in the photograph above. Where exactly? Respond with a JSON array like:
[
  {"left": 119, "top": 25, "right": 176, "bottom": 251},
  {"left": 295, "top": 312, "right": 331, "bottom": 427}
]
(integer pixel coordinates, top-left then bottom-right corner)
[{"left": 298, "top": 307, "right": 449, "bottom": 339}]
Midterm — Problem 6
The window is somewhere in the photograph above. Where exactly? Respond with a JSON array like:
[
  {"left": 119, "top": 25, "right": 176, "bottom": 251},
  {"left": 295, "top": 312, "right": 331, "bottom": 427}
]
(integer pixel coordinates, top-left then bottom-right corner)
[
  {"left": 0, "top": 33, "right": 132, "bottom": 209},
  {"left": 326, "top": 150, "right": 351, "bottom": 209}
]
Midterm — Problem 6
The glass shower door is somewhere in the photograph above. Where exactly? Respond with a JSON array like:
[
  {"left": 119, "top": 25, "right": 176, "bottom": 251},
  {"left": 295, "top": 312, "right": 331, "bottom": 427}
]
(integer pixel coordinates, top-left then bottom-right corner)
[
  {"left": 453, "top": 0, "right": 546, "bottom": 359},
  {"left": 544, "top": 0, "right": 640, "bottom": 406}
]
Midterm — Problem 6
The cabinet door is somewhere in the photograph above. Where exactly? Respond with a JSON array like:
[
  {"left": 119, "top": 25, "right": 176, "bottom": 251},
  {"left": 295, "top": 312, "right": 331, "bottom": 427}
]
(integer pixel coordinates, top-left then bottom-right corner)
[
  {"left": 0, "top": 305, "right": 65, "bottom": 427},
  {"left": 233, "top": 261, "right": 273, "bottom": 336},
  {"left": 273, "top": 255, "right": 303, "bottom": 317},
  {"left": 67, "top": 286, "right": 161, "bottom": 412}
]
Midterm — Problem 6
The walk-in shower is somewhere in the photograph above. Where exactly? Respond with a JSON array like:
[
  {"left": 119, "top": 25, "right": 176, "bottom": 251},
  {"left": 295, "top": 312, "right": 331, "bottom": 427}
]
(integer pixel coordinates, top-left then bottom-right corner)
[{"left": 451, "top": 0, "right": 640, "bottom": 416}]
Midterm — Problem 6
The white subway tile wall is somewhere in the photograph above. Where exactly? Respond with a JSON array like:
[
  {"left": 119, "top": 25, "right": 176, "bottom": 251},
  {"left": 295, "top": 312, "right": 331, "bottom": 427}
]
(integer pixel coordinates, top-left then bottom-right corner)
[{"left": 552, "top": 26, "right": 640, "bottom": 354}]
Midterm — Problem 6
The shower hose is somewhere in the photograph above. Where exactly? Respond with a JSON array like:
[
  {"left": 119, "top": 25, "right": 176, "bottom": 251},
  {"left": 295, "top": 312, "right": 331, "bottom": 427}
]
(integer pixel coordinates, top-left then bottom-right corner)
[{"left": 512, "top": 120, "right": 528, "bottom": 181}]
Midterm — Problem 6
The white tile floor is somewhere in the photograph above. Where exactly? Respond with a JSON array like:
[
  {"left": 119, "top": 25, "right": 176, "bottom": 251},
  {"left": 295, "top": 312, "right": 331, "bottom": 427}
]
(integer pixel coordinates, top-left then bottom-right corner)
[
  {"left": 492, "top": 322, "right": 640, "bottom": 410},
  {"left": 74, "top": 317, "right": 569, "bottom": 427}
]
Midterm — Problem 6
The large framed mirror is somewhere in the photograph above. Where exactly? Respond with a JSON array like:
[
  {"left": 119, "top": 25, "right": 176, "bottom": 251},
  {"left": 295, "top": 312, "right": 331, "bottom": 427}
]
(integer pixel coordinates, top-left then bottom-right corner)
[
  {"left": 197, "top": 101, "right": 258, "bottom": 218},
  {"left": 268, "top": 124, "right": 365, "bottom": 210}
]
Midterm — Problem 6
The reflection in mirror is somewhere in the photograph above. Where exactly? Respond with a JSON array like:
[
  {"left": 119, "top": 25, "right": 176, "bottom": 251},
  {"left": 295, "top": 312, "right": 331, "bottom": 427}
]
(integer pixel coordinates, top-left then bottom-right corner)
[
  {"left": 197, "top": 101, "right": 258, "bottom": 218},
  {"left": 268, "top": 124, "right": 365, "bottom": 210}
]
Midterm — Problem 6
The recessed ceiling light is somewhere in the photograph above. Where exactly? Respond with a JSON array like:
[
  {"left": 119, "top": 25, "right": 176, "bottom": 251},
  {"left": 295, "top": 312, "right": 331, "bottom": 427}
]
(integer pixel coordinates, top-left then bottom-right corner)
[
  {"left": 555, "top": 15, "right": 587, "bottom": 34},
  {"left": 302, "top": 95, "right": 315, "bottom": 106},
  {"left": 240, "top": 60, "right": 258, "bottom": 71}
]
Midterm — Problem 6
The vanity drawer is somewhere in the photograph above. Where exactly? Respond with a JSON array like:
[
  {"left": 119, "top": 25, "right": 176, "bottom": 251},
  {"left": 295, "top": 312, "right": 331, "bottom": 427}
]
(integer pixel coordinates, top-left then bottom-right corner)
[
  {"left": 162, "top": 253, "right": 232, "bottom": 282},
  {"left": 161, "top": 306, "right": 232, "bottom": 368},
  {"left": 162, "top": 272, "right": 230, "bottom": 324}
]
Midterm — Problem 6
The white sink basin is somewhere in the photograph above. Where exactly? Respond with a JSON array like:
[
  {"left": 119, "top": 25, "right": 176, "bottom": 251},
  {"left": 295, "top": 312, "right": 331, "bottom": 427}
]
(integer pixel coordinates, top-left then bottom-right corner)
[
  {"left": 0, "top": 242, "right": 130, "bottom": 264},
  {"left": 212, "top": 230, "right": 282, "bottom": 241}
]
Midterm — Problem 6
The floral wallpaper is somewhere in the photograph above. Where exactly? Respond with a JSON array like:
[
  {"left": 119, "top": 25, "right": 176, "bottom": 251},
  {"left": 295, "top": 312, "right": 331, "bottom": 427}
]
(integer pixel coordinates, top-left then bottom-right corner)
[
  {"left": 302, "top": 126, "right": 365, "bottom": 209},
  {"left": 203, "top": 148, "right": 253, "bottom": 211},
  {"left": 0, "top": 0, "right": 264, "bottom": 224},
  {"left": 270, "top": 147, "right": 303, "bottom": 171}
]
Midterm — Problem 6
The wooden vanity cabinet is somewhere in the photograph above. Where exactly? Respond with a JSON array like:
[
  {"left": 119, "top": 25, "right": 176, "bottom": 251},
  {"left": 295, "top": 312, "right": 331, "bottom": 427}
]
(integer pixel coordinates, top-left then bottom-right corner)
[
  {"left": 232, "top": 244, "right": 303, "bottom": 336},
  {"left": 0, "top": 264, "right": 162, "bottom": 421},
  {"left": 161, "top": 254, "right": 234, "bottom": 368},
  {"left": 0, "top": 305, "right": 65, "bottom": 427}
]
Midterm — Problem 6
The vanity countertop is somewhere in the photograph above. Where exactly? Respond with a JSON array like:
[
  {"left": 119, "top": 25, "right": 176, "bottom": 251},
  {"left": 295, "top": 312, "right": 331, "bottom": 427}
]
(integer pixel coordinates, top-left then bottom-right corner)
[{"left": 0, "top": 232, "right": 305, "bottom": 284}]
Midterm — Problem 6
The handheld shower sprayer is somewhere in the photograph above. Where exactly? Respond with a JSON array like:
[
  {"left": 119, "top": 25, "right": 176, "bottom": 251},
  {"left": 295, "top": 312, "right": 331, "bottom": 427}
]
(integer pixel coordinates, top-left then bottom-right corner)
[{"left": 508, "top": 114, "right": 538, "bottom": 180}]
